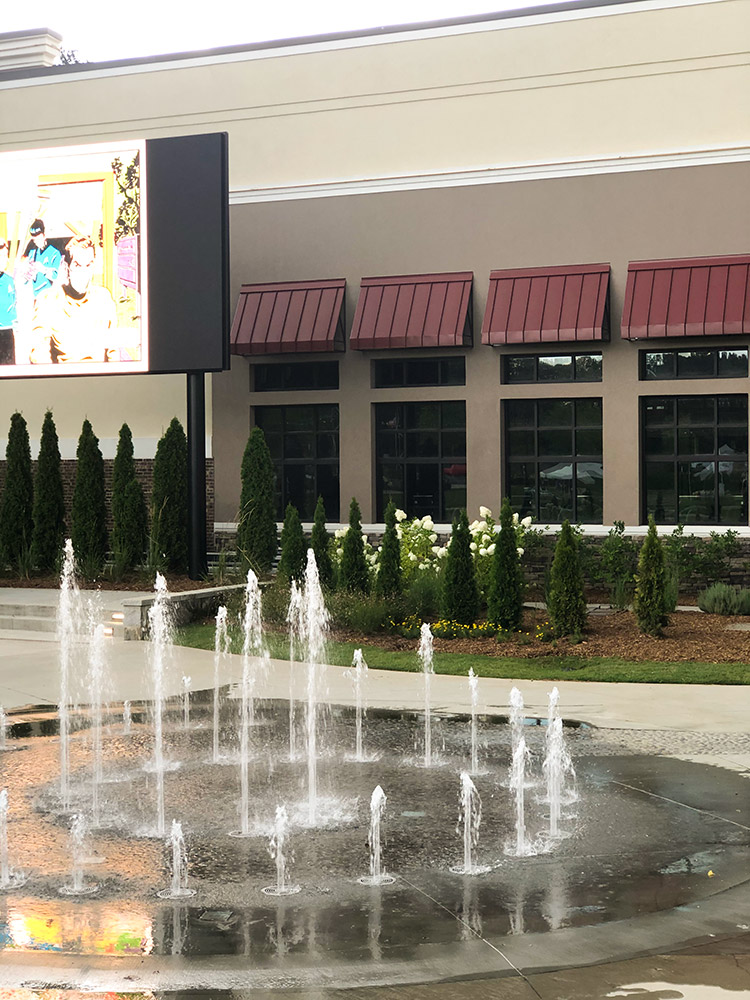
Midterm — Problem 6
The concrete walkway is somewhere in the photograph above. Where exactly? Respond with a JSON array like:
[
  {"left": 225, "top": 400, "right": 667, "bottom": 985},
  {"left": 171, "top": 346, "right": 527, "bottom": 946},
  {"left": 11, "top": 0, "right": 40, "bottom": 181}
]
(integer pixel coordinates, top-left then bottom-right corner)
[{"left": 0, "top": 626, "right": 748, "bottom": 733}]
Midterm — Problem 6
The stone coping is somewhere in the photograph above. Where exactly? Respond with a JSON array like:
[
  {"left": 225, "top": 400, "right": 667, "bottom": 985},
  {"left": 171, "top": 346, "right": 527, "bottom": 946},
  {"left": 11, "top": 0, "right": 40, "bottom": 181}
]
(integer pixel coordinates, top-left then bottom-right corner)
[{"left": 121, "top": 583, "right": 251, "bottom": 640}]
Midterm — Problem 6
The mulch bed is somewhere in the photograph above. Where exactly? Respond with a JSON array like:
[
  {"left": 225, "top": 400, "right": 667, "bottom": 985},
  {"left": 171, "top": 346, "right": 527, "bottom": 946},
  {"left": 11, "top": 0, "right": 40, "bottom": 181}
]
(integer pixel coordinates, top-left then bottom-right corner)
[
  {"left": 0, "top": 574, "right": 223, "bottom": 593},
  {"left": 336, "top": 608, "right": 750, "bottom": 664}
]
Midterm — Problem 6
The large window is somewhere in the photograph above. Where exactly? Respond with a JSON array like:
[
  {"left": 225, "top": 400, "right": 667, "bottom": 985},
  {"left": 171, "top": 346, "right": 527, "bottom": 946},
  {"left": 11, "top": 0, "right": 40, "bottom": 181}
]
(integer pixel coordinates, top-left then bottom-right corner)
[
  {"left": 642, "top": 395, "right": 748, "bottom": 524},
  {"left": 375, "top": 401, "right": 466, "bottom": 520},
  {"left": 254, "top": 405, "right": 339, "bottom": 520},
  {"left": 641, "top": 348, "right": 748, "bottom": 381},
  {"left": 372, "top": 356, "right": 465, "bottom": 388},
  {"left": 253, "top": 361, "right": 339, "bottom": 392},
  {"left": 505, "top": 398, "right": 603, "bottom": 523},
  {"left": 503, "top": 353, "right": 602, "bottom": 384}
]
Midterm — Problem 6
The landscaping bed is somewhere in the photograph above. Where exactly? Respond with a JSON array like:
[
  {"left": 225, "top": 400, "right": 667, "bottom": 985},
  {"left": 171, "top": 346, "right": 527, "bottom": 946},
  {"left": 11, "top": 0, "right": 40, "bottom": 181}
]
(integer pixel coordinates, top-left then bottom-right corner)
[{"left": 339, "top": 608, "right": 750, "bottom": 665}]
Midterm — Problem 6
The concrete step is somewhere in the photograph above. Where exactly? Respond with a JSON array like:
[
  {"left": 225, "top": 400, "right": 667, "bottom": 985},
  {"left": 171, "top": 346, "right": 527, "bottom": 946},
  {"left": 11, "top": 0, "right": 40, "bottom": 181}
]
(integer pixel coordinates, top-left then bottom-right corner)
[
  {"left": 0, "top": 602, "right": 57, "bottom": 618},
  {"left": 0, "top": 612, "right": 125, "bottom": 639}
]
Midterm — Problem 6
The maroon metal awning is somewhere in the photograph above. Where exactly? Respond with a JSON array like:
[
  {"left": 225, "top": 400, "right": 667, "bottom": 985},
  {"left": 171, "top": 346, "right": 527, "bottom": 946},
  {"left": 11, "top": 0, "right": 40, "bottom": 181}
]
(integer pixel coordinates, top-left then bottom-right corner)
[
  {"left": 349, "top": 272, "right": 473, "bottom": 350},
  {"left": 621, "top": 255, "right": 750, "bottom": 340},
  {"left": 481, "top": 263, "right": 610, "bottom": 345},
  {"left": 230, "top": 278, "right": 346, "bottom": 355}
]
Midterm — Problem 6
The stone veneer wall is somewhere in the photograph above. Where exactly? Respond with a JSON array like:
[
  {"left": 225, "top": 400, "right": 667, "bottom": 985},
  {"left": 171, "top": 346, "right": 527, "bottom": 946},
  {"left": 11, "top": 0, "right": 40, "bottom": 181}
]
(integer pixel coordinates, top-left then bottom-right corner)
[{"left": 0, "top": 458, "right": 215, "bottom": 551}]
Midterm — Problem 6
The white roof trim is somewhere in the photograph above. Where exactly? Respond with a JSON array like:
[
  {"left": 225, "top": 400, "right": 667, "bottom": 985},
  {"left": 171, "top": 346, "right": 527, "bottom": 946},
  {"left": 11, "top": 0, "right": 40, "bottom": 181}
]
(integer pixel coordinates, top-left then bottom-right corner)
[
  {"left": 0, "top": 0, "right": 729, "bottom": 89},
  {"left": 229, "top": 145, "right": 750, "bottom": 204}
]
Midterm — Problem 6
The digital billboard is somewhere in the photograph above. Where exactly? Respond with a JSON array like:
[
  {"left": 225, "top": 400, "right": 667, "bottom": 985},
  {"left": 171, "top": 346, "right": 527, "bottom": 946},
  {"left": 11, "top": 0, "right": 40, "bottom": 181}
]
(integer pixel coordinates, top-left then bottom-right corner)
[{"left": 0, "top": 132, "right": 229, "bottom": 378}]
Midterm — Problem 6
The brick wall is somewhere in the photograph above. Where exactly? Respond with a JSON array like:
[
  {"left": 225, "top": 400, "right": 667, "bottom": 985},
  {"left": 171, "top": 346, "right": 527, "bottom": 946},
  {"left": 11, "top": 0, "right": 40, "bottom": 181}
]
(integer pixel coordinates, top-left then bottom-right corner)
[{"left": 0, "top": 458, "right": 215, "bottom": 551}]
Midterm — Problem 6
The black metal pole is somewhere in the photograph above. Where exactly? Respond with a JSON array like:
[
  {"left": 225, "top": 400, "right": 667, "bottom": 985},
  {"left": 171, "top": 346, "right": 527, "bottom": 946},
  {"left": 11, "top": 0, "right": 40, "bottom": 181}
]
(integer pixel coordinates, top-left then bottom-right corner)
[{"left": 187, "top": 371, "right": 208, "bottom": 580}]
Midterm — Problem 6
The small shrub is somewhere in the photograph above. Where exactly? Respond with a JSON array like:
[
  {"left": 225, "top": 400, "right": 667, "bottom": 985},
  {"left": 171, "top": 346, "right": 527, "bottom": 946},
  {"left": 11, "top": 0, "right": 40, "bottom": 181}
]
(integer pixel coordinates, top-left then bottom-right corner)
[
  {"left": 262, "top": 579, "right": 292, "bottom": 626},
  {"left": 442, "top": 509, "right": 479, "bottom": 626},
  {"left": 697, "top": 530, "right": 741, "bottom": 583},
  {"left": 339, "top": 498, "right": 370, "bottom": 593},
  {"left": 547, "top": 520, "right": 587, "bottom": 637},
  {"left": 277, "top": 503, "right": 306, "bottom": 583},
  {"left": 310, "top": 496, "right": 333, "bottom": 590},
  {"left": 327, "top": 590, "right": 392, "bottom": 633},
  {"left": 698, "top": 582, "right": 750, "bottom": 616},
  {"left": 600, "top": 520, "right": 637, "bottom": 609},
  {"left": 404, "top": 567, "right": 442, "bottom": 620},
  {"left": 634, "top": 516, "right": 669, "bottom": 636}
]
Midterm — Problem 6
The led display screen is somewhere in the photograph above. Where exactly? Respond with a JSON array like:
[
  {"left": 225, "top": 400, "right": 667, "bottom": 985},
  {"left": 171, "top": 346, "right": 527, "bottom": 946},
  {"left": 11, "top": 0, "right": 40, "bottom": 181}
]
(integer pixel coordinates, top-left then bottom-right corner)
[{"left": 0, "top": 132, "right": 229, "bottom": 377}]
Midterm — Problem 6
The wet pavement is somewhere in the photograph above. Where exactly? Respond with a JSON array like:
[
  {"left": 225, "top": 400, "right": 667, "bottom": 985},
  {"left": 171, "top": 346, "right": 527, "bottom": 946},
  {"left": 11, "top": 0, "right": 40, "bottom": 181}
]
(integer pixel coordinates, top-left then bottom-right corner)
[{"left": 0, "top": 697, "right": 749, "bottom": 996}]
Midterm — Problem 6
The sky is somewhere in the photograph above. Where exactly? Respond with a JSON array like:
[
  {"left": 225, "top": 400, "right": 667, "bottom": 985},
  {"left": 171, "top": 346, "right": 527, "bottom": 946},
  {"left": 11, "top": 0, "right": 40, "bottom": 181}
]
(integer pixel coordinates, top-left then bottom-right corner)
[{"left": 2, "top": 0, "right": 562, "bottom": 63}]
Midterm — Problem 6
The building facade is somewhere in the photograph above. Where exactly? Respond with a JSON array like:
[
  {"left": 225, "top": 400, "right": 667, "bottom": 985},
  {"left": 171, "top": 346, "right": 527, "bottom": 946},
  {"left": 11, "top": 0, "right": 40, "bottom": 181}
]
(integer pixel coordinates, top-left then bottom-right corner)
[{"left": 1, "top": 0, "right": 748, "bottom": 531}]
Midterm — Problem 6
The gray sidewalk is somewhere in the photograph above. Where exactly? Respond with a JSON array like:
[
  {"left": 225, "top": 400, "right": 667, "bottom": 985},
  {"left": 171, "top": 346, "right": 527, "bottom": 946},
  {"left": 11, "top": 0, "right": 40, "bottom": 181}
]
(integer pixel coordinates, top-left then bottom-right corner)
[{"left": 0, "top": 626, "right": 747, "bottom": 735}]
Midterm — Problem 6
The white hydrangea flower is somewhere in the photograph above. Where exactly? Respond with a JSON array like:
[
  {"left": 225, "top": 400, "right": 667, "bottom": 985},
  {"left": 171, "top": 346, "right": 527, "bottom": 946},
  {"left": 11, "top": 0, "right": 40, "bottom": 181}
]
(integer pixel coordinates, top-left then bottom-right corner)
[
  {"left": 408, "top": 552, "right": 417, "bottom": 561},
  {"left": 361, "top": 534, "right": 368, "bottom": 543},
  {"left": 517, "top": 547, "right": 524, "bottom": 557},
  {"left": 418, "top": 563, "right": 428, "bottom": 571},
  {"left": 479, "top": 547, "right": 487, "bottom": 557},
  {"left": 395, "top": 509, "right": 407, "bottom": 522},
  {"left": 479, "top": 505, "right": 492, "bottom": 519},
  {"left": 469, "top": 520, "right": 480, "bottom": 531},
  {"left": 429, "top": 533, "right": 437, "bottom": 543},
  {"left": 521, "top": 516, "right": 533, "bottom": 529},
  {"left": 334, "top": 528, "right": 347, "bottom": 539},
  {"left": 476, "top": 520, "right": 487, "bottom": 533},
  {"left": 469, "top": 542, "right": 477, "bottom": 552},
  {"left": 431, "top": 546, "right": 441, "bottom": 555},
  {"left": 395, "top": 526, "right": 403, "bottom": 539},
  {"left": 512, "top": 512, "right": 519, "bottom": 525},
  {"left": 487, "top": 543, "right": 496, "bottom": 555},
  {"left": 437, "top": 547, "right": 448, "bottom": 559}
]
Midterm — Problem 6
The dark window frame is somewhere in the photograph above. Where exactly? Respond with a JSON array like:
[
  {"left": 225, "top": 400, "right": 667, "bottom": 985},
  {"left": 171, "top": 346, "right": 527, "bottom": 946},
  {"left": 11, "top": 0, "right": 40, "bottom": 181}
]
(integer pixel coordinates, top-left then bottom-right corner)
[
  {"left": 374, "top": 400, "right": 466, "bottom": 521},
  {"left": 372, "top": 356, "right": 466, "bottom": 389},
  {"left": 640, "top": 347, "right": 749, "bottom": 381},
  {"left": 504, "top": 397, "right": 604, "bottom": 524},
  {"left": 503, "top": 352, "right": 603, "bottom": 384},
  {"left": 252, "top": 360, "right": 340, "bottom": 392},
  {"left": 640, "top": 393, "right": 748, "bottom": 525},
  {"left": 254, "top": 403, "right": 340, "bottom": 520}
]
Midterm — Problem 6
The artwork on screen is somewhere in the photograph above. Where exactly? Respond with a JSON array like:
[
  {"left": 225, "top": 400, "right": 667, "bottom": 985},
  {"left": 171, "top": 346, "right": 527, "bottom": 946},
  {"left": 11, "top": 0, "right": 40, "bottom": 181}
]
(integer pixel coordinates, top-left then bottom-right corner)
[{"left": 0, "top": 140, "right": 148, "bottom": 377}]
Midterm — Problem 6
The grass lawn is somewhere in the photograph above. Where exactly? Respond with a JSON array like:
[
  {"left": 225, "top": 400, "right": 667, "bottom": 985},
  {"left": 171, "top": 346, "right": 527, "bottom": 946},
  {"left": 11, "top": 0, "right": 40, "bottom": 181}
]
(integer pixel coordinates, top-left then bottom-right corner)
[{"left": 174, "top": 623, "right": 750, "bottom": 685}]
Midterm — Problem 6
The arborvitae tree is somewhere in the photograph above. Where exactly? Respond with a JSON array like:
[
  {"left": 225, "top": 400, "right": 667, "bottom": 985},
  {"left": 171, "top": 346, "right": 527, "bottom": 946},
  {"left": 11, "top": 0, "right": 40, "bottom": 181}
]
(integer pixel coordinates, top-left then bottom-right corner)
[
  {"left": 111, "top": 423, "right": 147, "bottom": 573},
  {"left": 237, "top": 427, "right": 277, "bottom": 574},
  {"left": 277, "top": 503, "right": 306, "bottom": 582},
  {"left": 487, "top": 496, "right": 523, "bottom": 630},
  {"left": 310, "top": 495, "right": 333, "bottom": 589},
  {"left": 0, "top": 412, "right": 34, "bottom": 573},
  {"left": 339, "top": 497, "right": 370, "bottom": 593},
  {"left": 151, "top": 417, "right": 188, "bottom": 574},
  {"left": 547, "top": 520, "right": 587, "bottom": 637},
  {"left": 31, "top": 410, "right": 65, "bottom": 573},
  {"left": 375, "top": 500, "right": 402, "bottom": 597},
  {"left": 634, "top": 516, "right": 670, "bottom": 636},
  {"left": 442, "top": 509, "right": 479, "bottom": 625},
  {"left": 71, "top": 419, "right": 108, "bottom": 578}
]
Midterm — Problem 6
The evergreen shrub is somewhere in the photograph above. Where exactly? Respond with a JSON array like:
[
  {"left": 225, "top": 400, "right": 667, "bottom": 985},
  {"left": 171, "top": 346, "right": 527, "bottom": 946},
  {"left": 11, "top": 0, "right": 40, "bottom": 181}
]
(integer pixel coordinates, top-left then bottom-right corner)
[
  {"left": 375, "top": 500, "right": 402, "bottom": 597},
  {"left": 111, "top": 423, "right": 147, "bottom": 576},
  {"left": 71, "top": 419, "right": 108, "bottom": 579},
  {"left": 547, "top": 520, "right": 587, "bottom": 637},
  {"left": 633, "top": 516, "right": 669, "bottom": 636},
  {"left": 339, "top": 498, "right": 370, "bottom": 593},
  {"left": 237, "top": 427, "right": 277, "bottom": 574},
  {"left": 310, "top": 496, "right": 333, "bottom": 589},
  {"left": 151, "top": 417, "right": 188, "bottom": 574},
  {"left": 487, "top": 497, "right": 523, "bottom": 629},
  {"left": 31, "top": 410, "right": 65, "bottom": 574},
  {"left": 442, "top": 509, "right": 479, "bottom": 625},
  {"left": 0, "top": 412, "right": 34, "bottom": 573},
  {"left": 278, "top": 503, "right": 306, "bottom": 582}
]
